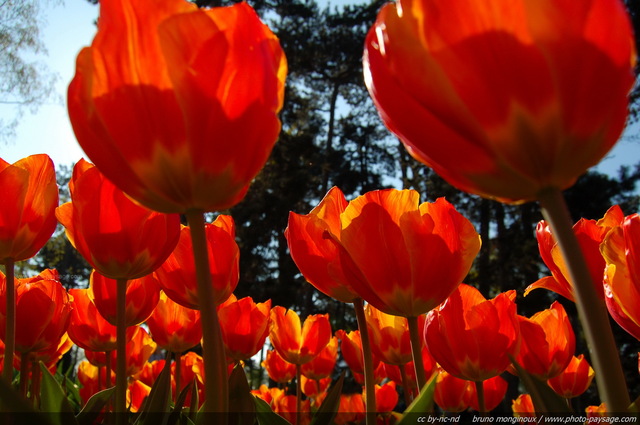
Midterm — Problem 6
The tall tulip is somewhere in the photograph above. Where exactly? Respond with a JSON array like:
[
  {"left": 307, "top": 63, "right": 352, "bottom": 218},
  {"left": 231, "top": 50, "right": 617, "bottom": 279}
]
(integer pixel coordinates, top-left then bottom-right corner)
[
  {"left": 68, "top": 0, "right": 286, "bottom": 411},
  {"left": 218, "top": 296, "right": 271, "bottom": 363},
  {"left": 601, "top": 214, "right": 640, "bottom": 341},
  {"left": 511, "top": 302, "right": 575, "bottom": 380},
  {"left": 57, "top": 159, "right": 180, "bottom": 416},
  {"left": 364, "top": 0, "right": 635, "bottom": 204},
  {"left": 146, "top": 291, "right": 202, "bottom": 355},
  {"left": 154, "top": 217, "right": 239, "bottom": 310},
  {"left": 56, "top": 159, "right": 180, "bottom": 281},
  {"left": 424, "top": 284, "right": 520, "bottom": 382},
  {"left": 363, "top": 0, "right": 635, "bottom": 410},
  {"left": 0, "top": 154, "right": 58, "bottom": 381},
  {"left": 526, "top": 205, "right": 623, "bottom": 301},
  {"left": 547, "top": 354, "right": 595, "bottom": 399},
  {"left": 90, "top": 270, "right": 160, "bottom": 327}
]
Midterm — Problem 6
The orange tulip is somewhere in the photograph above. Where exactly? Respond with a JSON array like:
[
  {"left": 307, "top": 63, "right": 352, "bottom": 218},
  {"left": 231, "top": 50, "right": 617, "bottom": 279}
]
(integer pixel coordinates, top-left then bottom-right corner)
[
  {"left": 127, "top": 380, "right": 151, "bottom": 413},
  {"left": 364, "top": 0, "right": 635, "bottom": 203},
  {"left": 425, "top": 284, "right": 520, "bottom": 382},
  {"left": 300, "top": 336, "right": 338, "bottom": 380},
  {"left": 90, "top": 270, "right": 160, "bottom": 327},
  {"left": 300, "top": 188, "right": 480, "bottom": 317},
  {"left": 56, "top": 159, "right": 180, "bottom": 280},
  {"left": 334, "top": 394, "right": 365, "bottom": 425},
  {"left": 364, "top": 304, "right": 413, "bottom": 366},
  {"left": 373, "top": 381, "right": 399, "bottom": 413},
  {"left": 512, "top": 394, "right": 537, "bottom": 419},
  {"left": 300, "top": 375, "right": 332, "bottom": 399},
  {"left": 77, "top": 360, "right": 115, "bottom": 404},
  {"left": 268, "top": 306, "right": 332, "bottom": 365},
  {"left": 285, "top": 187, "right": 359, "bottom": 303},
  {"left": 67, "top": 288, "right": 135, "bottom": 352},
  {"left": 145, "top": 291, "right": 202, "bottom": 354},
  {"left": 336, "top": 329, "right": 378, "bottom": 374},
  {"left": 218, "top": 296, "right": 271, "bottom": 362},
  {"left": 122, "top": 327, "right": 157, "bottom": 377},
  {"left": 601, "top": 213, "right": 640, "bottom": 340},
  {"left": 547, "top": 354, "right": 595, "bottom": 398},
  {"left": 0, "top": 269, "right": 72, "bottom": 354},
  {"left": 262, "top": 349, "right": 296, "bottom": 384},
  {"left": 526, "top": 205, "right": 623, "bottom": 301},
  {"left": 434, "top": 369, "right": 473, "bottom": 413},
  {"left": 0, "top": 154, "right": 58, "bottom": 262},
  {"left": 67, "top": 0, "right": 286, "bottom": 214},
  {"left": 154, "top": 216, "right": 239, "bottom": 310},
  {"left": 468, "top": 375, "right": 508, "bottom": 412},
  {"left": 512, "top": 302, "right": 575, "bottom": 380}
]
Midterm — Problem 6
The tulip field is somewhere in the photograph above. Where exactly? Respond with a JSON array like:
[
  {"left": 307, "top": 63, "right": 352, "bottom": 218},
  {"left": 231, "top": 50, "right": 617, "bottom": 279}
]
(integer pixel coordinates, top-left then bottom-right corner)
[{"left": 1, "top": 0, "right": 640, "bottom": 424}]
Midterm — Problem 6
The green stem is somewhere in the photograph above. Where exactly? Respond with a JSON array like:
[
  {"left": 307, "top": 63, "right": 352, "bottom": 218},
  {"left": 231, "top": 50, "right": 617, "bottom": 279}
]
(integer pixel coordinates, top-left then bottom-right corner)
[
  {"left": 175, "top": 351, "right": 182, "bottom": 404},
  {"left": 19, "top": 352, "right": 29, "bottom": 398},
  {"left": 353, "top": 298, "right": 377, "bottom": 425},
  {"left": 3, "top": 259, "right": 15, "bottom": 383},
  {"left": 474, "top": 381, "right": 486, "bottom": 414},
  {"left": 296, "top": 363, "right": 302, "bottom": 425},
  {"left": 537, "top": 187, "right": 629, "bottom": 412},
  {"left": 185, "top": 210, "right": 228, "bottom": 416},
  {"left": 115, "top": 278, "right": 128, "bottom": 423},
  {"left": 399, "top": 363, "right": 413, "bottom": 406},
  {"left": 407, "top": 316, "right": 426, "bottom": 391}
]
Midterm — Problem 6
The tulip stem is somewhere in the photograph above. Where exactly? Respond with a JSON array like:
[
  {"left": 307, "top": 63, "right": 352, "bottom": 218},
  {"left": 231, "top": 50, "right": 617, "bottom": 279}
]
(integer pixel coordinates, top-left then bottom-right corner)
[
  {"left": 2, "top": 259, "right": 15, "bottom": 384},
  {"left": 474, "top": 381, "right": 486, "bottom": 414},
  {"left": 296, "top": 363, "right": 302, "bottom": 425},
  {"left": 538, "top": 187, "right": 629, "bottom": 412},
  {"left": 115, "top": 278, "right": 128, "bottom": 424},
  {"left": 399, "top": 364, "right": 413, "bottom": 405},
  {"left": 353, "top": 298, "right": 377, "bottom": 425},
  {"left": 174, "top": 352, "right": 182, "bottom": 404},
  {"left": 407, "top": 316, "right": 427, "bottom": 391},
  {"left": 19, "top": 353, "right": 29, "bottom": 398},
  {"left": 185, "top": 210, "right": 228, "bottom": 418}
]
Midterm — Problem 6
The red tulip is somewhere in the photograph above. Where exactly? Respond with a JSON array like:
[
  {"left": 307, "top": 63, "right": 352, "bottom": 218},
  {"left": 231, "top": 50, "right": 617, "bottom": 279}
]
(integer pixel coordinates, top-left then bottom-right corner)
[
  {"left": 218, "top": 296, "right": 271, "bottom": 362},
  {"left": 547, "top": 354, "right": 595, "bottom": 398},
  {"left": 334, "top": 394, "right": 365, "bottom": 425},
  {"left": 601, "top": 213, "right": 640, "bottom": 340},
  {"left": 364, "top": 0, "right": 636, "bottom": 203},
  {"left": 425, "top": 284, "right": 520, "bottom": 382},
  {"left": 526, "top": 205, "right": 623, "bottom": 301},
  {"left": 67, "top": 0, "right": 286, "bottom": 214},
  {"left": 0, "top": 154, "right": 58, "bottom": 262},
  {"left": 512, "top": 302, "right": 575, "bottom": 379},
  {"left": 285, "top": 187, "right": 359, "bottom": 303},
  {"left": 374, "top": 381, "right": 399, "bottom": 413},
  {"left": 122, "top": 327, "right": 157, "bottom": 377},
  {"left": 145, "top": 291, "right": 202, "bottom": 354},
  {"left": 268, "top": 306, "right": 332, "bottom": 365},
  {"left": 295, "top": 187, "right": 480, "bottom": 318},
  {"left": 0, "top": 269, "right": 72, "bottom": 354},
  {"left": 56, "top": 159, "right": 180, "bottom": 280},
  {"left": 434, "top": 369, "right": 473, "bottom": 413},
  {"left": 468, "top": 375, "right": 508, "bottom": 412},
  {"left": 335, "top": 329, "right": 382, "bottom": 380},
  {"left": 300, "top": 375, "right": 332, "bottom": 399},
  {"left": 77, "top": 360, "right": 115, "bottom": 404},
  {"left": 512, "top": 394, "right": 536, "bottom": 419},
  {"left": 364, "top": 304, "right": 413, "bottom": 366},
  {"left": 154, "top": 216, "right": 239, "bottom": 310},
  {"left": 262, "top": 349, "right": 296, "bottom": 384},
  {"left": 300, "top": 336, "right": 338, "bottom": 380},
  {"left": 90, "top": 270, "right": 160, "bottom": 327},
  {"left": 67, "top": 288, "right": 135, "bottom": 352}
]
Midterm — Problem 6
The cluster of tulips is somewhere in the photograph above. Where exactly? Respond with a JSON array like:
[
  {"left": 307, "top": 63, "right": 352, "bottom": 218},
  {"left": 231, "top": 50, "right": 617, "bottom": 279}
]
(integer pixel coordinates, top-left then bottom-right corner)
[{"left": 0, "top": 0, "right": 639, "bottom": 423}]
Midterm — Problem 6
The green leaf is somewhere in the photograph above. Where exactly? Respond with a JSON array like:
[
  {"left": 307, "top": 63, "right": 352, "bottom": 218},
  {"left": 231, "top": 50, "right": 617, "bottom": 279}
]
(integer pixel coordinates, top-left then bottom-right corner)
[
  {"left": 229, "top": 363, "right": 256, "bottom": 425},
  {"left": 75, "top": 387, "right": 114, "bottom": 425},
  {"left": 310, "top": 373, "right": 344, "bottom": 425},
  {"left": 398, "top": 370, "right": 438, "bottom": 425},
  {"left": 254, "top": 395, "right": 291, "bottom": 425},
  {"left": 134, "top": 357, "right": 172, "bottom": 425},
  {"left": 510, "top": 358, "right": 571, "bottom": 413},
  {"left": 188, "top": 377, "right": 199, "bottom": 425},
  {"left": 39, "top": 362, "right": 79, "bottom": 425}
]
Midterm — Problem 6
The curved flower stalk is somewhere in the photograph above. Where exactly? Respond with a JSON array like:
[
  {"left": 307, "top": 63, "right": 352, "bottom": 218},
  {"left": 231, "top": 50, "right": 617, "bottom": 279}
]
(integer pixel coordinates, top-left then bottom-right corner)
[
  {"left": 363, "top": 0, "right": 635, "bottom": 410},
  {"left": 68, "top": 0, "right": 286, "bottom": 414}
]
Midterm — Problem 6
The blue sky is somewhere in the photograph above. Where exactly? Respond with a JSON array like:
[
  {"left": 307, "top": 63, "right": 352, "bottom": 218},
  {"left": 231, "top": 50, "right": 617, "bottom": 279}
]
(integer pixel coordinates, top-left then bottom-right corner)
[{"left": 1, "top": 0, "right": 638, "bottom": 179}]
